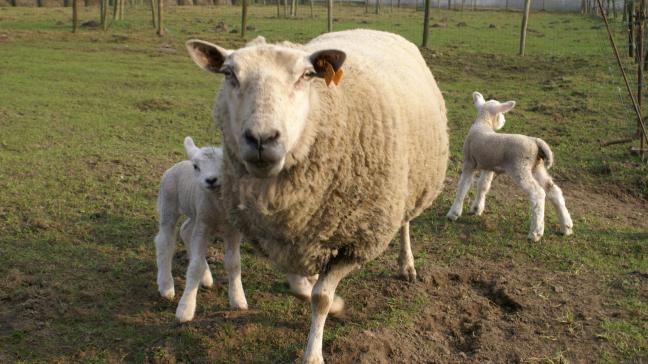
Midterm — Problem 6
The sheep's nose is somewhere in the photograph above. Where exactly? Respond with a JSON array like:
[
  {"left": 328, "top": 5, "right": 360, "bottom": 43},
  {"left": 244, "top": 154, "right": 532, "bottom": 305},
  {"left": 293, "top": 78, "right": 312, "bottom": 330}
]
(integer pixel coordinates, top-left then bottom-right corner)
[
  {"left": 205, "top": 177, "right": 218, "bottom": 186},
  {"left": 243, "top": 129, "right": 281, "bottom": 150}
]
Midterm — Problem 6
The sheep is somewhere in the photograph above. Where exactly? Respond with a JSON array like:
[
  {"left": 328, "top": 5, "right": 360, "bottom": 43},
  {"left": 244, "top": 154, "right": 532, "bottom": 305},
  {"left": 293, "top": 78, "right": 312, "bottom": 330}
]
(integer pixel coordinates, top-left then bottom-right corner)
[
  {"left": 185, "top": 29, "right": 448, "bottom": 363},
  {"left": 446, "top": 92, "right": 573, "bottom": 242},
  {"left": 154, "top": 136, "right": 247, "bottom": 323}
]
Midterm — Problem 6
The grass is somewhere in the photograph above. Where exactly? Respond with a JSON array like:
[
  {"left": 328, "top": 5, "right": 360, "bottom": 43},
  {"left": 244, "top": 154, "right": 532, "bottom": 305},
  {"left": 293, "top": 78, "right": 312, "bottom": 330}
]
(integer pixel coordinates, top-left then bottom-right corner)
[{"left": 0, "top": 4, "right": 647, "bottom": 363}]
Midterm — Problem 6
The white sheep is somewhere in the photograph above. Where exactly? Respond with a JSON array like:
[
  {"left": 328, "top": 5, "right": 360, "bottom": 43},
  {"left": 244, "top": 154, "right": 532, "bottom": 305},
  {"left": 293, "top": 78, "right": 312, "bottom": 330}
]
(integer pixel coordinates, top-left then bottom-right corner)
[
  {"left": 446, "top": 92, "right": 573, "bottom": 241},
  {"left": 185, "top": 29, "right": 448, "bottom": 363},
  {"left": 154, "top": 137, "right": 247, "bottom": 323}
]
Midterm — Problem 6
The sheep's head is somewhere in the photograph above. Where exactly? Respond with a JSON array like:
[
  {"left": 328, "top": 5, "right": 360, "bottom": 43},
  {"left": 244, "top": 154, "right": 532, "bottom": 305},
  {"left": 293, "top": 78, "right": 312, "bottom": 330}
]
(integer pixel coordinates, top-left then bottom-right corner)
[
  {"left": 184, "top": 136, "right": 223, "bottom": 191},
  {"left": 472, "top": 91, "right": 515, "bottom": 131},
  {"left": 185, "top": 36, "right": 346, "bottom": 178}
]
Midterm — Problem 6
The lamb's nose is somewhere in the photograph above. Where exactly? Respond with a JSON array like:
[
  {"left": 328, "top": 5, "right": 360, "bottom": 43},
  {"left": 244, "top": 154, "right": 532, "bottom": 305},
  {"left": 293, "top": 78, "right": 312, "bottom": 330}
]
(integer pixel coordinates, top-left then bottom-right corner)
[
  {"left": 205, "top": 177, "right": 218, "bottom": 186},
  {"left": 243, "top": 129, "right": 281, "bottom": 150}
]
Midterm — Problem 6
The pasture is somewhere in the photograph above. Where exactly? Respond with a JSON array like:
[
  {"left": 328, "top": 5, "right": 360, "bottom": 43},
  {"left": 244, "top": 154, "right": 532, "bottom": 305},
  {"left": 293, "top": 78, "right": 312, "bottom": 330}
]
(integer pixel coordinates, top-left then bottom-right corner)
[{"left": 0, "top": 4, "right": 646, "bottom": 363}]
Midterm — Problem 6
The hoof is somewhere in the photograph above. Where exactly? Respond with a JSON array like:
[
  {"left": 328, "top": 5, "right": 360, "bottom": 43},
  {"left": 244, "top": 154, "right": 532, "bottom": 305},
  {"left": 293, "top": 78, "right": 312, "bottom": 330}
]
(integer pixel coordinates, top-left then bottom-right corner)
[
  {"left": 158, "top": 284, "right": 175, "bottom": 300},
  {"left": 399, "top": 265, "right": 417, "bottom": 282},
  {"left": 175, "top": 304, "right": 195, "bottom": 323},
  {"left": 230, "top": 299, "right": 249, "bottom": 311},
  {"left": 446, "top": 210, "right": 460, "bottom": 221},
  {"left": 561, "top": 225, "right": 573, "bottom": 236},
  {"left": 527, "top": 232, "right": 543, "bottom": 242}
]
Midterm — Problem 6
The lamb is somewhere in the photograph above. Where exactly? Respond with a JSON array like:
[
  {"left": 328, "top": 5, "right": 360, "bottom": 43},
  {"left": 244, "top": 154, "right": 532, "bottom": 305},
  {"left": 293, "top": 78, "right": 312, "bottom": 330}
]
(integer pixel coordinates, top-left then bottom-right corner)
[
  {"left": 154, "top": 136, "right": 247, "bottom": 323},
  {"left": 446, "top": 92, "right": 573, "bottom": 241},
  {"left": 185, "top": 29, "right": 448, "bottom": 363}
]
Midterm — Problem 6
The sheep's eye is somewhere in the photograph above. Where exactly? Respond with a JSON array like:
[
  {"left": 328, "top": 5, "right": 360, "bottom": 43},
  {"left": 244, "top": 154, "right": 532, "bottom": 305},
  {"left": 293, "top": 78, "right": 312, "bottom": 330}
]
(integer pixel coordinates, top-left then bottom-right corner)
[
  {"left": 221, "top": 68, "right": 239, "bottom": 87},
  {"left": 302, "top": 70, "right": 317, "bottom": 79},
  {"left": 193, "top": 164, "right": 200, "bottom": 171}
]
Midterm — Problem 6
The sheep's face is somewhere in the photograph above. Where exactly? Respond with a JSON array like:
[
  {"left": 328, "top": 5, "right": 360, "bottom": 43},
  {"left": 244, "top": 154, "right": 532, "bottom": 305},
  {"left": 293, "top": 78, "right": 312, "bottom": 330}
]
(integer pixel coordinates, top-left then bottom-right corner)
[
  {"left": 472, "top": 91, "right": 515, "bottom": 131},
  {"left": 186, "top": 37, "right": 345, "bottom": 178},
  {"left": 184, "top": 137, "right": 223, "bottom": 191}
]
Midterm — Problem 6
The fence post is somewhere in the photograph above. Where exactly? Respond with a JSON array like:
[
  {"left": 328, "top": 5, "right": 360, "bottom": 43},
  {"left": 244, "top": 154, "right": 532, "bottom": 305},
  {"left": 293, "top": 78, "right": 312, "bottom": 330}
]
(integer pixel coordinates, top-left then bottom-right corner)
[{"left": 519, "top": 0, "right": 532, "bottom": 56}]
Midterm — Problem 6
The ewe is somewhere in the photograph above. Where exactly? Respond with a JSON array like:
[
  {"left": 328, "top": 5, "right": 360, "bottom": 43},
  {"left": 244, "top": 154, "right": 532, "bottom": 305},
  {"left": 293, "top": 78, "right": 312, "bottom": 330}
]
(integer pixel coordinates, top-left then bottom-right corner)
[
  {"left": 185, "top": 29, "right": 448, "bottom": 363},
  {"left": 155, "top": 137, "right": 247, "bottom": 323},
  {"left": 446, "top": 92, "right": 573, "bottom": 241}
]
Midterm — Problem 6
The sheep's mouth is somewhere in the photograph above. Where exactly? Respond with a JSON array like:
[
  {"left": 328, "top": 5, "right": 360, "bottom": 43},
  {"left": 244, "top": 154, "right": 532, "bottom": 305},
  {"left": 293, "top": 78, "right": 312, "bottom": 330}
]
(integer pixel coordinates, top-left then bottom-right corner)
[{"left": 244, "top": 159, "right": 284, "bottom": 178}]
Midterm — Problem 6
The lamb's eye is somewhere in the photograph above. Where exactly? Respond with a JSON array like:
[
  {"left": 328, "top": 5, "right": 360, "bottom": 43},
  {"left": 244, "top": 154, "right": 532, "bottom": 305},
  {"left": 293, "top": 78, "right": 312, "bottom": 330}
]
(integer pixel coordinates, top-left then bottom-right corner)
[
  {"left": 221, "top": 68, "right": 239, "bottom": 87},
  {"left": 302, "top": 70, "right": 317, "bottom": 79},
  {"left": 193, "top": 164, "right": 200, "bottom": 171}
]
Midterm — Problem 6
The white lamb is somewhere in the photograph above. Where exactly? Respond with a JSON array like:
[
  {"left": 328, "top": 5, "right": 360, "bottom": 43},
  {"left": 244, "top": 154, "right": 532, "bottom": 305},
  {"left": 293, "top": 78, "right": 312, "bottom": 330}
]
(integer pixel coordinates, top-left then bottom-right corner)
[
  {"left": 447, "top": 92, "right": 573, "bottom": 242},
  {"left": 154, "top": 136, "right": 247, "bottom": 322}
]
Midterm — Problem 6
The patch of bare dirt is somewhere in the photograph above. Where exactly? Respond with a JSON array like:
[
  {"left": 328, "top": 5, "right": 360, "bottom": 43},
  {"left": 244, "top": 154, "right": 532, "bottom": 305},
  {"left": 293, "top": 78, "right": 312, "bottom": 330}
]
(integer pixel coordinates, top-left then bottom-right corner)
[{"left": 329, "top": 258, "right": 635, "bottom": 363}]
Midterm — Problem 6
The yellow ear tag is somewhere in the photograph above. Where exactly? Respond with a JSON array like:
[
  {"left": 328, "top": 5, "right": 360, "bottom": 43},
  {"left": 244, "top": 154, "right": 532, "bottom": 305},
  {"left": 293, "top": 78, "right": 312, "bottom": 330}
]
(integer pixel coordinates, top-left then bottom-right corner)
[
  {"left": 332, "top": 68, "right": 343, "bottom": 86},
  {"left": 324, "top": 62, "right": 335, "bottom": 87}
]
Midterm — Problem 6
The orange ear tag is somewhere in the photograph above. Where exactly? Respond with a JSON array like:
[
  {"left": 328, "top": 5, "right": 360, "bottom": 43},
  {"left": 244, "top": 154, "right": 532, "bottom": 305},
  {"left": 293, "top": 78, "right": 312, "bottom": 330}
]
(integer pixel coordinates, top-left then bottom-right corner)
[
  {"left": 332, "top": 68, "right": 343, "bottom": 86},
  {"left": 324, "top": 62, "right": 335, "bottom": 87}
]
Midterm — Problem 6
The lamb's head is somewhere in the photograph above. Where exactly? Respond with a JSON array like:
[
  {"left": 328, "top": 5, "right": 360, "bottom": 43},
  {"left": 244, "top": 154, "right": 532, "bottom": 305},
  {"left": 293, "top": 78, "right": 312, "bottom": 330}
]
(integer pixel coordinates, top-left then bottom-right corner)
[
  {"left": 183, "top": 136, "right": 223, "bottom": 191},
  {"left": 472, "top": 91, "right": 515, "bottom": 130},
  {"left": 185, "top": 36, "right": 346, "bottom": 178}
]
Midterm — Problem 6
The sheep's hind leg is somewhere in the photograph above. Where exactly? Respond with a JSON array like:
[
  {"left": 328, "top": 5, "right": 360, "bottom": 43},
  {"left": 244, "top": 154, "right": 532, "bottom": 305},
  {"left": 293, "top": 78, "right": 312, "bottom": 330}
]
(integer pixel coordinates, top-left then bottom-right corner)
[
  {"left": 514, "top": 171, "right": 546, "bottom": 242},
  {"left": 302, "top": 262, "right": 358, "bottom": 364},
  {"left": 447, "top": 167, "right": 476, "bottom": 220},
  {"left": 180, "top": 219, "right": 213, "bottom": 288},
  {"left": 224, "top": 231, "right": 248, "bottom": 310},
  {"left": 398, "top": 222, "right": 416, "bottom": 282},
  {"left": 533, "top": 165, "right": 573, "bottom": 236},
  {"left": 287, "top": 274, "right": 345, "bottom": 316},
  {"left": 469, "top": 170, "right": 495, "bottom": 216},
  {"left": 155, "top": 211, "right": 179, "bottom": 300},
  {"left": 176, "top": 222, "right": 210, "bottom": 323}
]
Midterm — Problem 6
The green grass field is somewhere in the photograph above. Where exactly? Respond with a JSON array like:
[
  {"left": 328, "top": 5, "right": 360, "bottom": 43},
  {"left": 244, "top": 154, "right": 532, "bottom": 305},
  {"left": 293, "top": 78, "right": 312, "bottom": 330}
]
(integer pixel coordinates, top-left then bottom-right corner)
[{"left": 0, "top": 4, "right": 646, "bottom": 363}]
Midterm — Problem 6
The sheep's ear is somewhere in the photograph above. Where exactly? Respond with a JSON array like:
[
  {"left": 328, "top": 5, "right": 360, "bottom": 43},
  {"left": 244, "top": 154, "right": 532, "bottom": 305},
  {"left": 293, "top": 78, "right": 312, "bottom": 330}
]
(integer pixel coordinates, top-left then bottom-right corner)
[
  {"left": 495, "top": 101, "right": 516, "bottom": 114},
  {"left": 184, "top": 136, "right": 199, "bottom": 159},
  {"left": 246, "top": 36, "right": 266, "bottom": 47},
  {"left": 185, "top": 40, "right": 232, "bottom": 74},
  {"left": 472, "top": 91, "right": 485, "bottom": 108},
  {"left": 310, "top": 49, "right": 346, "bottom": 75}
]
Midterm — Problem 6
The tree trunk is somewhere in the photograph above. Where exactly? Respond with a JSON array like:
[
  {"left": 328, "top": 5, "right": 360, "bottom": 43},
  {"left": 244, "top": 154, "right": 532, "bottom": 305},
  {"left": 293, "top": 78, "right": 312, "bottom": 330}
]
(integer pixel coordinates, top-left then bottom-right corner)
[
  {"left": 447, "top": 0, "right": 450, "bottom": 9},
  {"left": 375, "top": 0, "right": 380, "bottom": 14},
  {"left": 397, "top": 0, "right": 400, "bottom": 8},
  {"left": 460, "top": 0, "right": 464, "bottom": 11},
  {"left": 519, "top": 0, "right": 532, "bottom": 56},
  {"left": 113, "top": 0, "right": 119, "bottom": 21},
  {"left": 613, "top": 0, "right": 617, "bottom": 17},
  {"left": 157, "top": 0, "right": 164, "bottom": 36},
  {"left": 310, "top": 0, "right": 314, "bottom": 17},
  {"left": 73, "top": 0, "right": 79, "bottom": 32},
  {"left": 506, "top": 0, "right": 509, "bottom": 10},
  {"left": 150, "top": 0, "right": 158, "bottom": 28},
  {"left": 101, "top": 0, "right": 108, "bottom": 30},
  {"left": 277, "top": 0, "right": 281, "bottom": 16},
  {"left": 422, "top": 0, "right": 430, "bottom": 47},
  {"left": 241, "top": 0, "right": 248, "bottom": 37},
  {"left": 629, "top": 1, "right": 635, "bottom": 57},
  {"left": 327, "top": 0, "right": 333, "bottom": 32},
  {"left": 365, "top": 0, "right": 368, "bottom": 13}
]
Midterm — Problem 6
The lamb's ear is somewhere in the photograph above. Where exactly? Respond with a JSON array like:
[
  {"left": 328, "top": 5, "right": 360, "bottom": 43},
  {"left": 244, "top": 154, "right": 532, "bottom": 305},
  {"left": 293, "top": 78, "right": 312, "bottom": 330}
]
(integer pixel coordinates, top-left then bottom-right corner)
[
  {"left": 310, "top": 49, "right": 346, "bottom": 76},
  {"left": 185, "top": 40, "right": 232, "bottom": 73},
  {"left": 246, "top": 36, "right": 266, "bottom": 47},
  {"left": 184, "top": 136, "right": 199, "bottom": 159},
  {"left": 495, "top": 101, "right": 516, "bottom": 114},
  {"left": 472, "top": 91, "right": 485, "bottom": 108}
]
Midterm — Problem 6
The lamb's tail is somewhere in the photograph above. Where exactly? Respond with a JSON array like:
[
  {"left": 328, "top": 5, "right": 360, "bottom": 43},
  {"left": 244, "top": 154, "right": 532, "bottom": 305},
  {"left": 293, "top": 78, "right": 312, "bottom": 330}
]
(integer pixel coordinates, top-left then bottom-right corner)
[{"left": 535, "top": 138, "right": 554, "bottom": 169}]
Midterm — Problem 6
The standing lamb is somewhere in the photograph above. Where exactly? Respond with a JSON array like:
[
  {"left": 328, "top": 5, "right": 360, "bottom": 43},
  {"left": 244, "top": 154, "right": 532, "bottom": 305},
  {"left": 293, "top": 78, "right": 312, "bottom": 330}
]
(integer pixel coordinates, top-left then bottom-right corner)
[
  {"left": 155, "top": 137, "right": 247, "bottom": 323},
  {"left": 185, "top": 30, "right": 448, "bottom": 363},
  {"left": 446, "top": 92, "right": 573, "bottom": 241}
]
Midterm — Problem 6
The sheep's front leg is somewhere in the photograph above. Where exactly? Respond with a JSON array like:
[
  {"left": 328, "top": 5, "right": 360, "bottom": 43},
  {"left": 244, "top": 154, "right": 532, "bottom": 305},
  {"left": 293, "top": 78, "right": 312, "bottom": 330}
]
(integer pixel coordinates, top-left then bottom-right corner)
[
  {"left": 155, "top": 212, "right": 179, "bottom": 300},
  {"left": 447, "top": 167, "right": 476, "bottom": 220},
  {"left": 302, "top": 262, "right": 358, "bottom": 364},
  {"left": 176, "top": 222, "right": 211, "bottom": 323},
  {"left": 398, "top": 222, "right": 416, "bottom": 282},
  {"left": 469, "top": 170, "right": 495, "bottom": 216},
  {"left": 224, "top": 231, "right": 248, "bottom": 310},
  {"left": 180, "top": 219, "right": 213, "bottom": 288},
  {"left": 287, "top": 274, "right": 345, "bottom": 316}
]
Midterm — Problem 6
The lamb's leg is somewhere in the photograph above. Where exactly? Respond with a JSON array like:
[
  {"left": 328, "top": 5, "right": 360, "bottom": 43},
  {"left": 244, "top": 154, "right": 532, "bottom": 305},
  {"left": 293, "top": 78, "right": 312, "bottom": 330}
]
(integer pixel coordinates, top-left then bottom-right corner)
[
  {"left": 469, "top": 170, "right": 495, "bottom": 216},
  {"left": 180, "top": 219, "right": 213, "bottom": 288},
  {"left": 287, "top": 274, "right": 345, "bottom": 316},
  {"left": 176, "top": 222, "right": 210, "bottom": 323},
  {"left": 514, "top": 171, "right": 546, "bottom": 242},
  {"left": 224, "top": 231, "right": 248, "bottom": 310},
  {"left": 398, "top": 222, "right": 416, "bottom": 282},
  {"left": 447, "top": 167, "right": 476, "bottom": 220},
  {"left": 155, "top": 206, "right": 179, "bottom": 300},
  {"left": 302, "top": 262, "right": 358, "bottom": 364},
  {"left": 533, "top": 165, "right": 573, "bottom": 236}
]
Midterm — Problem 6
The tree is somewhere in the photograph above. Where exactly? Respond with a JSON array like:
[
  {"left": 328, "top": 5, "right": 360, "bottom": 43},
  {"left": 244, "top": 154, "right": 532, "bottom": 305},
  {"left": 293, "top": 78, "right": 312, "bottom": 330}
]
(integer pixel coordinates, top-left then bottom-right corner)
[
  {"left": 241, "top": 0, "right": 248, "bottom": 37},
  {"left": 157, "top": 0, "right": 164, "bottom": 36},
  {"left": 310, "top": 0, "right": 314, "bottom": 18},
  {"left": 101, "top": 0, "right": 109, "bottom": 30},
  {"left": 73, "top": 0, "right": 79, "bottom": 33},
  {"left": 519, "top": 0, "right": 532, "bottom": 56},
  {"left": 422, "top": 0, "right": 430, "bottom": 47},
  {"left": 150, "top": 0, "right": 158, "bottom": 28},
  {"left": 375, "top": 0, "right": 380, "bottom": 14}
]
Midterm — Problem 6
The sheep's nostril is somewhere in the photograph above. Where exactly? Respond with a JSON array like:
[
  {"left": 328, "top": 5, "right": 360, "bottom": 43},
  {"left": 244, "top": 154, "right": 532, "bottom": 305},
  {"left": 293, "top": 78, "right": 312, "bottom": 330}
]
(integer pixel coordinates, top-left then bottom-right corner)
[
  {"left": 244, "top": 130, "right": 260, "bottom": 148},
  {"left": 205, "top": 177, "right": 218, "bottom": 186},
  {"left": 265, "top": 130, "right": 280, "bottom": 144}
]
